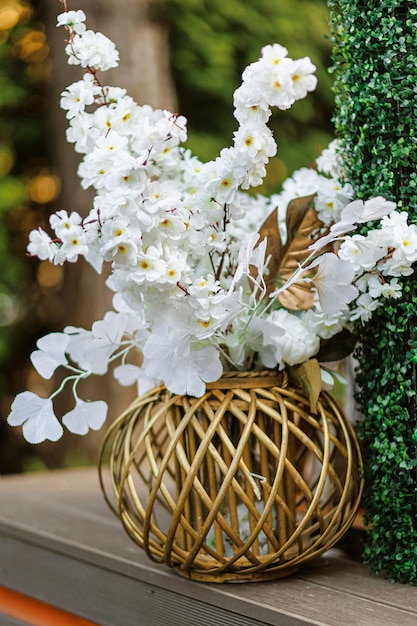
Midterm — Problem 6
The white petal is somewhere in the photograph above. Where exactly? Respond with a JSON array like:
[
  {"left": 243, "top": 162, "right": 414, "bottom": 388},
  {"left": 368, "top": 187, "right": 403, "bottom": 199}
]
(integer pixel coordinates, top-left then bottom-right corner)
[
  {"left": 164, "top": 347, "right": 222, "bottom": 397},
  {"left": 362, "top": 197, "right": 396, "bottom": 221}
]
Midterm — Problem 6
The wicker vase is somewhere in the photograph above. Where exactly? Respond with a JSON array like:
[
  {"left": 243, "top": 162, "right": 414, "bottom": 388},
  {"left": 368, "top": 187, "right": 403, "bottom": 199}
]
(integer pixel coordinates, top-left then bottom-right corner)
[{"left": 98, "top": 370, "right": 363, "bottom": 583}]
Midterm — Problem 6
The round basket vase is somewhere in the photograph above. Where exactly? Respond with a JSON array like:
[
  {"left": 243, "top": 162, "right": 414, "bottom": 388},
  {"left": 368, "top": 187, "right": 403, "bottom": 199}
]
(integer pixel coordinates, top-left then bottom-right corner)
[{"left": 99, "top": 370, "right": 363, "bottom": 583}]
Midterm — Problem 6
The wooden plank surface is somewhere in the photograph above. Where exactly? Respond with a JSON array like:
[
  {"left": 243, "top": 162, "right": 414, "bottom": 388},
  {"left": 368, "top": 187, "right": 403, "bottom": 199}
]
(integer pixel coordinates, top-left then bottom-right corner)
[
  {"left": 0, "top": 468, "right": 417, "bottom": 626},
  {"left": 0, "top": 586, "right": 98, "bottom": 626}
]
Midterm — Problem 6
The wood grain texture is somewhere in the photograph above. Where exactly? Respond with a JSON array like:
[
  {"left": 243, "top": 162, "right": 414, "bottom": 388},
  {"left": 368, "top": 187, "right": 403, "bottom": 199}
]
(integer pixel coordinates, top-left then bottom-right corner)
[
  {"left": 0, "top": 468, "right": 416, "bottom": 626},
  {"left": 0, "top": 586, "right": 98, "bottom": 626}
]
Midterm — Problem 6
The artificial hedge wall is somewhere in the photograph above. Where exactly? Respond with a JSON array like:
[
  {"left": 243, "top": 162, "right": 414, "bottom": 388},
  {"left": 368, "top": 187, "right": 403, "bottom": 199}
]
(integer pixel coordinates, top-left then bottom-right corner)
[{"left": 328, "top": 0, "right": 417, "bottom": 583}]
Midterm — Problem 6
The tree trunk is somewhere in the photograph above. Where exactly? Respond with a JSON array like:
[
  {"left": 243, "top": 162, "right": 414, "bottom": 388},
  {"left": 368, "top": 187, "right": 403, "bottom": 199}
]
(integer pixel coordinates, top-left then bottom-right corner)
[{"left": 37, "top": 0, "right": 176, "bottom": 466}]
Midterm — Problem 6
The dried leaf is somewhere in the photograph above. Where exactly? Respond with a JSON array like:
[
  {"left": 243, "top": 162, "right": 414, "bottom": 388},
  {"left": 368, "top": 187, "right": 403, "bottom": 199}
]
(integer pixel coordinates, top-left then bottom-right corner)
[
  {"left": 258, "top": 195, "right": 323, "bottom": 310},
  {"left": 290, "top": 358, "right": 322, "bottom": 414}
]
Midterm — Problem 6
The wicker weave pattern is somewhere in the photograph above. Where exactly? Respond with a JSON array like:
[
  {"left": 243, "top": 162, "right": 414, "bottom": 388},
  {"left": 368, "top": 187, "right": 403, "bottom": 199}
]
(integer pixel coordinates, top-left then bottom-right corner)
[{"left": 99, "top": 372, "right": 363, "bottom": 582}]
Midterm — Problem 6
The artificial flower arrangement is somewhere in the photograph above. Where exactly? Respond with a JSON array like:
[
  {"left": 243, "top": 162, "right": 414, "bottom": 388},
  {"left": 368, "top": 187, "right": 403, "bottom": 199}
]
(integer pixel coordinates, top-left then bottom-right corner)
[{"left": 7, "top": 3, "right": 417, "bottom": 445}]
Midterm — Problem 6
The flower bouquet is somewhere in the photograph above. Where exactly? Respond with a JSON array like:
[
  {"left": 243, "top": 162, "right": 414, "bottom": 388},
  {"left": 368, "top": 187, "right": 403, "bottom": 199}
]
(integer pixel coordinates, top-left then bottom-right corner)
[
  {"left": 6, "top": 2, "right": 417, "bottom": 581},
  {"left": 8, "top": 6, "right": 416, "bottom": 443}
]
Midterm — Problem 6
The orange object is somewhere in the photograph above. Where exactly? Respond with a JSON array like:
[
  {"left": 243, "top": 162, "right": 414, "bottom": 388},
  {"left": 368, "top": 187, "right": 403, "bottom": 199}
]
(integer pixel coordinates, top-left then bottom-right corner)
[{"left": 0, "top": 586, "right": 98, "bottom": 626}]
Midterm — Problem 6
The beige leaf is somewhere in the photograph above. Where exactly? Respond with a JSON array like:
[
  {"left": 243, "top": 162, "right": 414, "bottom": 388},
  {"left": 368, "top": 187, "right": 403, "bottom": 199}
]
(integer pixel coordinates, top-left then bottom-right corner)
[
  {"left": 290, "top": 358, "right": 322, "bottom": 414},
  {"left": 258, "top": 195, "right": 323, "bottom": 310}
]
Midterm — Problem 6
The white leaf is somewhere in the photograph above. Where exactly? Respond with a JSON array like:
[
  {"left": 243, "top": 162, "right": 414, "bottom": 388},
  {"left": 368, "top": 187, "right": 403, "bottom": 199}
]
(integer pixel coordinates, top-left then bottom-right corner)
[
  {"left": 114, "top": 364, "right": 159, "bottom": 395},
  {"left": 114, "top": 364, "right": 142, "bottom": 386},
  {"left": 62, "top": 399, "right": 108, "bottom": 435},
  {"left": 7, "top": 392, "right": 63, "bottom": 443},
  {"left": 320, "top": 369, "right": 335, "bottom": 387},
  {"left": 30, "top": 333, "right": 70, "bottom": 379}
]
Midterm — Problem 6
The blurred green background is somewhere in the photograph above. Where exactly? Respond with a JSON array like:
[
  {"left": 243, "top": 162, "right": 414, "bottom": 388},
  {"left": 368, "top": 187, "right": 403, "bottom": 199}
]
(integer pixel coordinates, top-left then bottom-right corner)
[{"left": 0, "top": 0, "right": 332, "bottom": 473}]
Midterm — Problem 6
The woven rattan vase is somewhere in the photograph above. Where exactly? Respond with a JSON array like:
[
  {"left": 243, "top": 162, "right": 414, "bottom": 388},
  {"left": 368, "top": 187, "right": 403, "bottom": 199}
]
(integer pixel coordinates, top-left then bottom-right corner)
[{"left": 99, "top": 370, "right": 363, "bottom": 582}]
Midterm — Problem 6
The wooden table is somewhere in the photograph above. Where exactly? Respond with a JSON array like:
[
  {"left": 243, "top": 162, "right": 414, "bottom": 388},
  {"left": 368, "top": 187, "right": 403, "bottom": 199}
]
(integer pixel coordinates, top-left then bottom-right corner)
[{"left": 1, "top": 467, "right": 417, "bottom": 626}]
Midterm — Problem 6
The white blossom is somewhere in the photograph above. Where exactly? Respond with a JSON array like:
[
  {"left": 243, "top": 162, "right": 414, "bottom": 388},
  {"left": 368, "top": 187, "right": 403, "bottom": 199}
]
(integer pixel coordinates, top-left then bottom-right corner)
[
  {"left": 60, "top": 74, "right": 98, "bottom": 119},
  {"left": 143, "top": 327, "right": 223, "bottom": 397},
  {"left": 27, "top": 228, "right": 56, "bottom": 261},
  {"left": 56, "top": 10, "right": 86, "bottom": 34},
  {"left": 66, "top": 30, "right": 119, "bottom": 71},
  {"left": 349, "top": 293, "right": 382, "bottom": 323},
  {"left": 367, "top": 276, "right": 402, "bottom": 299},
  {"left": 266, "top": 310, "right": 320, "bottom": 366},
  {"left": 338, "top": 235, "right": 386, "bottom": 272},
  {"left": 316, "top": 140, "right": 342, "bottom": 177},
  {"left": 289, "top": 57, "right": 318, "bottom": 100}
]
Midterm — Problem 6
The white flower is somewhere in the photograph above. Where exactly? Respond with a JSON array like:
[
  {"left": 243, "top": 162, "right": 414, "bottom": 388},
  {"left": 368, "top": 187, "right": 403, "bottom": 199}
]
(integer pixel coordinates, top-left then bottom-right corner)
[
  {"left": 30, "top": 332, "right": 70, "bottom": 379},
  {"left": 158, "top": 213, "right": 187, "bottom": 241},
  {"left": 27, "top": 228, "right": 55, "bottom": 261},
  {"left": 260, "top": 43, "right": 289, "bottom": 66},
  {"left": 143, "top": 328, "right": 222, "bottom": 397},
  {"left": 392, "top": 225, "right": 417, "bottom": 264},
  {"left": 261, "top": 60, "right": 295, "bottom": 110},
  {"left": 282, "top": 166, "right": 322, "bottom": 198},
  {"left": 60, "top": 75, "right": 97, "bottom": 119},
  {"left": 143, "top": 180, "right": 182, "bottom": 213},
  {"left": 56, "top": 10, "right": 86, "bottom": 34},
  {"left": 66, "top": 30, "right": 119, "bottom": 71},
  {"left": 316, "top": 140, "right": 342, "bottom": 177},
  {"left": 378, "top": 256, "right": 415, "bottom": 277},
  {"left": 59, "top": 229, "right": 89, "bottom": 262},
  {"left": 132, "top": 246, "right": 166, "bottom": 283},
  {"left": 66, "top": 113, "right": 96, "bottom": 153},
  {"left": 50, "top": 210, "right": 83, "bottom": 235},
  {"left": 367, "top": 276, "right": 402, "bottom": 299},
  {"left": 267, "top": 309, "right": 320, "bottom": 366},
  {"left": 314, "top": 178, "right": 353, "bottom": 225},
  {"left": 349, "top": 293, "right": 382, "bottom": 323},
  {"left": 62, "top": 399, "right": 108, "bottom": 435},
  {"left": 338, "top": 234, "right": 386, "bottom": 272},
  {"left": 380, "top": 209, "right": 408, "bottom": 231},
  {"left": 303, "top": 309, "right": 345, "bottom": 340},
  {"left": 233, "top": 125, "right": 276, "bottom": 161},
  {"left": 246, "top": 316, "right": 285, "bottom": 368},
  {"left": 306, "top": 253, "right": 358, "bottom": 314},
  {"left": 7, "top": 392, "right": 63, "bottom": 444},
  {"left": 159, "top": 111, "right": 188, "bottom": 143},
  {"left": 289, "top": 57, "right": 317, "bottom": 100}
]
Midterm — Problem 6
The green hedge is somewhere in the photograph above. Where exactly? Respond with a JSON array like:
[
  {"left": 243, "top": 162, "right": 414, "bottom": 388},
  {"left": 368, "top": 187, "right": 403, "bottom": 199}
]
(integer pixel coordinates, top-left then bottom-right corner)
[{"left": 329, "top": 0, "right": 417, "bottom": 583}]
